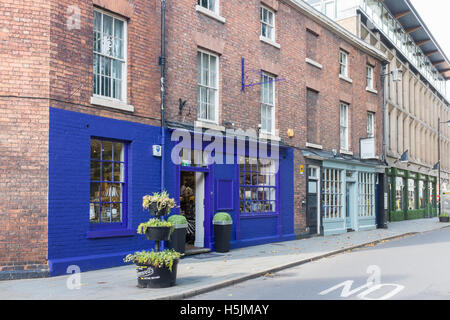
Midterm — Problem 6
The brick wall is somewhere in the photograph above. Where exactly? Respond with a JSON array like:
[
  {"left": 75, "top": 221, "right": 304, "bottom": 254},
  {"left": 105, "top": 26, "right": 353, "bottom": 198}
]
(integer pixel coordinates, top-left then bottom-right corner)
[
  {"left": 0, "top": 0, "right": 163, "bottom": 274},
  {"left": 0, "top": 0, "right": 51, "bottom": 274},
  {"left": 162, "top": 0, "right": 384, "bottom": 234},
  {"left": 0, "top": 0, "right": 386, "bottom": 274}
]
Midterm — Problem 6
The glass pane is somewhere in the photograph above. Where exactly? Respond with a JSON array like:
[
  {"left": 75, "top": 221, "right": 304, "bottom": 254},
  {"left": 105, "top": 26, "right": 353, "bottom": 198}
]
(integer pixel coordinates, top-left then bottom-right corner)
[
  {"left": 210, "top": 56, "right": 217, "bottom": 88},
  {"left": 111, "top": 203, "right": 122, "bottom": 222},
  {"left": 102, "top": 141, "right": 113, "bottom": 160},
  {"left": 111, "top": 184, "right": 122, "bottom": 202},
  {"left": 91, "top": 139, "right": 101, "bottom": 159},
  {"left": 90, "top": 183, "right": 100, "bottom": 202},
  {"left": 90, "top": 161, "right": 101, "bottom": 180},
  {"left": 90, "top": 203, "right": 100, "bottom": 223},
  {"left": 101, "top": 203, "right": 112, "bottom": 223},
  {"left": 94, "top": 11, "right": 102, "bottom": 32},
  {"left": 102, "top": 161, "right": 112, "bottom": 181},
  {"left": 114, "top": 19, "right": 124, "bottom": 39},
  {"left": 112, "top": 60, "right": 122, "bottom": 80},
  {"left": 114, "top": 163, "right": 124, "bottom": 182},
  {"left": 101, "top": 183, "right": 111, "bottom": 202},
  {"left": 114, "top": 142, "right": 124, "bottom": 162}
]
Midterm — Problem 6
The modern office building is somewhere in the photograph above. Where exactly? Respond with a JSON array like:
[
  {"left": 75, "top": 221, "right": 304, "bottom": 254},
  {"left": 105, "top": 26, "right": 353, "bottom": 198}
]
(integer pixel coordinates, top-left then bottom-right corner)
[{"left": 305, "top": 0, "right": 450, "bottom": 221}]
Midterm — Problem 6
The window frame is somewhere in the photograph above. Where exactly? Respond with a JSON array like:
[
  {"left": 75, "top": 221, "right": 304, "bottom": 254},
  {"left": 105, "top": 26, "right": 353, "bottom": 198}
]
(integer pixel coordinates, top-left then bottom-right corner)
[
  {"left": 197, "top": 49, "right": 219, "bottom": 124},
  {"left": 197, "top": 0, "right": 218, "bottom": 14},
  {"left": 339, "top": 50, "right": 348, "bottom": 77},
  {"left": 260, "top": 5, "right": 275, "bottom": 42},
  {"left": 367, "top": 112, "right": 375, "bottom": 138},
  {"left": 89, "top": 137, "right": 128, "bottom": 232},
  {"left": 239, "top": 156, "right": 279, "bottom": 217},
  {"left": 366, "top": 65, "right": 374, "bottom": 89},
  {"left": 93, "top": 9, "right": 128, "bottom": 103},
  {"left": 340, "top": 102, "right": 349, "bottom": 151},
  {"left": 322, "top": 168, "right": 344, "bottom": 219},
  {"left": 358, "top": 172, "right": 375, "bottom": 217},
  {"left": 261, "top": 72, "right": 276, "bottom": 135}
]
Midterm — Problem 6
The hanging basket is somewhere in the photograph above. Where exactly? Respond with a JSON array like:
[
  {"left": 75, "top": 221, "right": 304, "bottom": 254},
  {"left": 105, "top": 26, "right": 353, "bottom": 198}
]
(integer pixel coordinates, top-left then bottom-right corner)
[
  {"left": 145, "top": 226, "right": 173, "bottom": 241},
  {"left": 148, "top": 202, "right": 170, "bottom": 217}
]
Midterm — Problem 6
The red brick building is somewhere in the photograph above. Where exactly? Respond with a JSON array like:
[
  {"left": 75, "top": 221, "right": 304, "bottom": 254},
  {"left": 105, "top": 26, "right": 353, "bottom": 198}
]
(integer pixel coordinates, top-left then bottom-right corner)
[{"left": 0, "top": 0, "right": 387, "bottom": 278}]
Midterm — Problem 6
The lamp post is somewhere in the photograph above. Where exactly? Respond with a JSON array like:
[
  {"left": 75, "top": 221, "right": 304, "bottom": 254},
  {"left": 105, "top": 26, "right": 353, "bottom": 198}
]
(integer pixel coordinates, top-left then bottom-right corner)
[
  {"left": 437, "top": 118, "right": 450, "bottom": 217},
  {"left": 379, "top": 66, "right": 403, "bottom": 229}
]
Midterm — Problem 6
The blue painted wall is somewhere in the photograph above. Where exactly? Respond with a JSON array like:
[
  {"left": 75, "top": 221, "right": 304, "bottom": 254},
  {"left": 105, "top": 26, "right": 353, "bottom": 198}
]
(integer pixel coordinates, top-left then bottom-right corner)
[
  {"left": 49, "top": 109, "right": 295, "bottom": 276},
  {"left": 48, "top": 108, "right": 163, "bottom": 276}
]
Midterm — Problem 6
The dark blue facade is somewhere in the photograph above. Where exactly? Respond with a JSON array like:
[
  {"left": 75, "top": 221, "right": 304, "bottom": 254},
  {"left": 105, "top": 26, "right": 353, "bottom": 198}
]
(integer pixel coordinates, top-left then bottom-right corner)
[{"left": 48, "top": 108, "right": 295, "bottom": 276}]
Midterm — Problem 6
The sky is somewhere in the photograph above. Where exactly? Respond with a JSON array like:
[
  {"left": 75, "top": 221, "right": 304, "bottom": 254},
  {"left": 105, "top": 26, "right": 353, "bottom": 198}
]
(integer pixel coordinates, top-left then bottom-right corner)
[{"left": 409, "top": 0, "right": 450, "bottom": 95}]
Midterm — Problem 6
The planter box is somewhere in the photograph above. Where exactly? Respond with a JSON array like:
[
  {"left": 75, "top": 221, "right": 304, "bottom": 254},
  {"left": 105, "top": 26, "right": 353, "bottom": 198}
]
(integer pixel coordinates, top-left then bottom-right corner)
[
  {"left": 439, "top": 216, "right": 450, "bottom": 223},
  {"left": 213, "top": 222, "right": 232, "bottom": 253},
  {"left": 167, "top": 224, "right": 187, "bottom": 254},
  {"left": 135, "top": 260, "right": 179, "bottom": 288},
  {"left": 145, "top": 226, "right": 173, "bottom": 241}
]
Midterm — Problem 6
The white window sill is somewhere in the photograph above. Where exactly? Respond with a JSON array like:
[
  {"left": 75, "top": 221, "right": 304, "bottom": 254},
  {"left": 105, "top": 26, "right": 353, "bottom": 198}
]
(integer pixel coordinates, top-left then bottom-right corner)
[
  {"left": 195, "top": 120, "right": 226, "bottom": 132},
  {"left": 339, "top": 74, "right": 353, "bottom": 84},
  {"left": 305, "top": 58, "right": 323, "bottom": 70},
  {"left": 90, "top": 96, "right": 134, "bottom": 112},
  {"left": 195, "top": 5, "right": 226, "bottom": 23},
  {"left": 259, "top": 36, "right": 280, "bottom": 49},
  {"left": 306, "top": 142, "right": 323, "bottom": 150},
  {"left": 340, "top": 149, "right": 353, "bottom": 156},
  {"left": 366, "top": 87, "right": 378, "bottom": 94},
  {"left": 259, "top": 132, "right": 281, "bottom": 141}
]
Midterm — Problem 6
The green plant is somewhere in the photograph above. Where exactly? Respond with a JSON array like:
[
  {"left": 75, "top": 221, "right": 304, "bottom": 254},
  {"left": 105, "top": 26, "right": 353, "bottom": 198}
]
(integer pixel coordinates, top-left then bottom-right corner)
[
  {"left": 137, "top": 218, "right": 174, "bottom": 234},
  {"left": 213, "top": 212, "right": 232, "bottom": 223},
  {"left": 439, "top": 213, "right": 449, "bottom": 218},
  {"left": 124, "top": 250, "right": 181, "bottom": 271},
  {"left": 167, "top": 214, "right": 188, "bottom": 225},
  {"left": 142, "top": 191, "right": 176, "bottom": 213}
]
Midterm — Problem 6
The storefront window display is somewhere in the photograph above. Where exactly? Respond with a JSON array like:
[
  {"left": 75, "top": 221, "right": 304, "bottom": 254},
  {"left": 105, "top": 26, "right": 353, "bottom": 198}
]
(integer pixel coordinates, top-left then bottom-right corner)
[
  {"left": 322, "top": 168, "right": 343, "bottom": 219},
  {"left": 408, "top": 179, "right": 416, "bottom": 210},
  {"left": 395, "top": 177, "right": 404, "bottom": 211}
]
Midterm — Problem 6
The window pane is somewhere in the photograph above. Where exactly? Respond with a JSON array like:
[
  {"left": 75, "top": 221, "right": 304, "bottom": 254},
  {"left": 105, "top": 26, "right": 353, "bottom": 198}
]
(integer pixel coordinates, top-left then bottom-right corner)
[
  {"left": 91, "top": 139, "right": 101, "bottom": 159},
  {"left": 101, "top": 203, "right": 112, "bottom": 223},
  {"left": 91, "top": 161, "right": 101, "bottom": 181},
  {"left": 90, "top": 183, "right": 100, "bottom": 202},
  {"left": 101, "top": 183, "right": 111, "bottom": 202},
  {"left": 111, "top": 203, "right": 122, "bottom": 222},
  {"left": 102, "top": 162, "right": 113, "bottom": 181},
  {"left": 90, "top": 203, "right": 100, "bottom": 223},
  {"left": 102, "top": 141, "right": 113, "bottom": 160}
]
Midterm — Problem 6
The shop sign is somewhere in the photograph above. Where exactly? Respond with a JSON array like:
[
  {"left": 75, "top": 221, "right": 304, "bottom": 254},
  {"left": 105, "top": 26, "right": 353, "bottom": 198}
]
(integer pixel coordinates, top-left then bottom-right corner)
[{"left": 360, "top": 138, "right": 376, "bottom": 159}]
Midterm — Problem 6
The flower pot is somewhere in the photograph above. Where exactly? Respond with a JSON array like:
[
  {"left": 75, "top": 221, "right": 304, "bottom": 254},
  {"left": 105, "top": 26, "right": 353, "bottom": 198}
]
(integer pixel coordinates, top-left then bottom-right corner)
[
  {"left": 145, "top": 226, "right": 173, "bottom": 241},
  {"left": 167, "top": 224, "right": 187, "bottom": 254},
  {"left": 135, "top": 260, "right": 179, "bottom": 288},
  {"left": 148, "top": 202, "right": 170, "bottom": 217},
  {"left": 439, "top": 216, "right": 450, "bottom": 223},
  {"left": 213, "top": 222, "right": 232, "bottom": 253}
]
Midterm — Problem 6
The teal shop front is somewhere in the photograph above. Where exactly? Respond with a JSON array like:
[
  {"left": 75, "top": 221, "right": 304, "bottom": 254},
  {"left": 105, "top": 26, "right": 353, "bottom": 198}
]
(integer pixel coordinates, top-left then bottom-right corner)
[{"left": 321, "top": 160, "right": 379, "bottom": 236}]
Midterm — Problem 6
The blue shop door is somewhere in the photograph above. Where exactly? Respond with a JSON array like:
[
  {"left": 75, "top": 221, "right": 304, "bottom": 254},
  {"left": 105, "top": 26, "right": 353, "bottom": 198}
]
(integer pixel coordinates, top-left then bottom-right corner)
[{"left": 212, "top": 161, "right": 237, "bottom": 246}]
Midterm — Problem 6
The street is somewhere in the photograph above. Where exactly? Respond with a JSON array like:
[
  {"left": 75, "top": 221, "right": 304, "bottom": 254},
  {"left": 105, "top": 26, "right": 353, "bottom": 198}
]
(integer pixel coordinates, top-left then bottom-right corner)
[{"left": 189, "top": 227, "right": 450, "bottom": 300}]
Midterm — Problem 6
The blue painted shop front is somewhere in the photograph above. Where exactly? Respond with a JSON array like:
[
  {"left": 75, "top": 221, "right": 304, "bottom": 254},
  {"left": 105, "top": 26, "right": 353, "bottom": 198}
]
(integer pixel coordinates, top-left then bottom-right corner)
[
  {"left": 48, "top": 108, "right": 295, "bottom": 276},
  {"left": 164, "top": 127, "right": 296, "bottom": 251},
  {"left": 321, "top": 160, "right": 378, "bottom": 236}
]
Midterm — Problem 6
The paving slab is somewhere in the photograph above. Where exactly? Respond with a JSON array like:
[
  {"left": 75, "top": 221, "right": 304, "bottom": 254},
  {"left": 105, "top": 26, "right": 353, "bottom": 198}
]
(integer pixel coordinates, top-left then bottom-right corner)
[{"left": 0, "top": 218, "right": 448, "bottom": 300}]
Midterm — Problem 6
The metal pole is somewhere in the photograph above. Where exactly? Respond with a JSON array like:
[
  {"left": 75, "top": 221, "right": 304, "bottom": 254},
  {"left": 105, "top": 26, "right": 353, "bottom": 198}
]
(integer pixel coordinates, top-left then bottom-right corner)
[{"left": 438, "top": 117, "right": 441, "bottom": 217}]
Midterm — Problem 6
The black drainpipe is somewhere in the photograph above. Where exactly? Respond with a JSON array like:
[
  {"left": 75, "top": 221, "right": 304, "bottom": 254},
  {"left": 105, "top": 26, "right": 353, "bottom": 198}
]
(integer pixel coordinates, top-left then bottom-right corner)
[{"left": 160, "top": 0, "right": 166, "bottom": 193}]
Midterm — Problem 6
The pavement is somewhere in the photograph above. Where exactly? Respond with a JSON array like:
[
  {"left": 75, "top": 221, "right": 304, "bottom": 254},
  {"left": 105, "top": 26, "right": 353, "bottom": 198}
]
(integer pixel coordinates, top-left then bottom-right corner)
[
  {"left": 0, "top": 217, "right": 448, "bottom": 300},
  {"left": 189, "top": 225, "right": 450, "bottom": 300}
]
